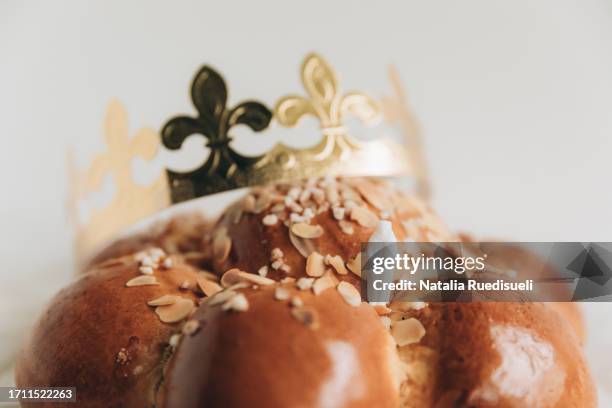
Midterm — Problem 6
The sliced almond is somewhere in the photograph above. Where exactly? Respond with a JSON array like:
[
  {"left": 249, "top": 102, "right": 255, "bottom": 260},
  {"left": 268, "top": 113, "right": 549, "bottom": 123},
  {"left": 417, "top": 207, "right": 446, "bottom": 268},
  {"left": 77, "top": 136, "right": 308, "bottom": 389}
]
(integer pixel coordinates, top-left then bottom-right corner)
[
  {"left": 353, "top": 179, "right": 389, "bottom": 211},
  {"left": 291, "top": 223, "right": 324, "bottom": 239},
  {"left": 222, "top": 293, "right": 249, "bottom": 312},
  {"left": 182, "top": 319, "right": 200, "bottom": 335},
  {"left": 344, "top": 200, "right": 357, "bottom": 210},
  {"left": 289, "top": 230, "right": 315, "bottom": 258},
  {"left": 274, "top": 286, "right": 290, "bottom": 301},
  {"left": 326, "top": 186, "right": 340, "bottom": 205},
  {"left": 291, "top": 306, "right": 320, "bottom": 330},
  {"left": 311, "top": 188, "right": 325, "bottom": 204},
  {"left": 242, "top": 195, "right": 256, "bottom": 212},
  {"left": 155, "top": 298, "right": 194, "bottom": 323},
  {"left": 312, "top": 271, "right": 338, "bottom": 295},
  {"left": 391, "top": 318, "right": 426, "bottom": 346},
  {"left": 341, "top": 186, "right": 361, "bottom": 202},
  {"left": 253, "top": 193, "right": 271, "bottom": 214},
  {"left": 337, "top": 281, "right": 361, "bottom": 307},
  {"left": 270, "top": 203, "right": 285, "bottom": 213},
  {"left": 207, "top": 289, "right": 237, "bottom": 306},
  {"left": 237, "top": 271, "right": 275, "bottom": 286},
  {"left": 350, "top": 206, "right": 379, "bottom": 228},
  {"left": 212, "top": 227, "right": 231, "bottom": 262},
  {"left": 347, "top": 253, "right": 361, "bottom": 277},
  {"left": 326, "top": 255, "right": 348, "bottom": 275},
  {"left": 220, "top": 268, "right": 242, "bottom": 288},
  {"left": 197, "top": 276, "right": 223, "bottom": 297},
  {"left": 126, "top": 275, "right": 159, "bottom": 287},
  {"left": 338, "top": 220, "right": 354, "bottom": 235},
  {"left": 306, "top": 252, "right": 325, "bottom": 277},
  {"left": 147, "top": 295, "right": 179, "bottom": 306},
  {"left": 198, "top": 270, "right": 219, "bottom": 281},
  {"left": 227, "top": 202, "right": 243, "bottom": 223},
  {"left": 226, "top": 282, "right": 250, "bottom": 291}
]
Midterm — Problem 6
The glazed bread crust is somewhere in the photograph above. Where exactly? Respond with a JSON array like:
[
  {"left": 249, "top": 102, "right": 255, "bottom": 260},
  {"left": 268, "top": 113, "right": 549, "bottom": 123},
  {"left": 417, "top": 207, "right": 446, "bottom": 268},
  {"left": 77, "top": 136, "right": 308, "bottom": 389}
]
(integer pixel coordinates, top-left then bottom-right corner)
[
  {"left": 16, "top": 178, "right": 597, "bottom": 407},
  {"left": 15, "top": 255, "right": 200, "bottom": 408},
  {"left": 478, "top": 242, "right": 586, "bottom": 344},
  {"left": 164, "top": 284, "right": 401, "bottom": 408},
  {"left": 392, "top": 302, "right": 595, "bottom": 407}
]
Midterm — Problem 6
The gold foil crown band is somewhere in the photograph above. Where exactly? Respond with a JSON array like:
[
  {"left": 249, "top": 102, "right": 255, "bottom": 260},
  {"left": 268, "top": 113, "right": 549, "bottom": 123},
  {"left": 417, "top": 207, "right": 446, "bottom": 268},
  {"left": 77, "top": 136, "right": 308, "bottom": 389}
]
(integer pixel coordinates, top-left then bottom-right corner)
[{"left": 69, "top": 52, "right": 429, "bottom": 261}]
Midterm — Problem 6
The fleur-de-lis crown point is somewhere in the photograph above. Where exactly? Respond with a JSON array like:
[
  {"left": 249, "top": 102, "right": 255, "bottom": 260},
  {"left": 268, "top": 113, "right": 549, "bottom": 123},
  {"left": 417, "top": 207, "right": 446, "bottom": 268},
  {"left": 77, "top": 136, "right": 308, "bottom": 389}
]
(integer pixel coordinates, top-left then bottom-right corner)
[
  {"left": 275, "top": 53, "right": 381, "bottom": 133},
  {"left": 161, "top": 65, "right": 272, "bottom": 172},
  {"left": 160, "top": 65, "right": 273, "bottom": 201}
]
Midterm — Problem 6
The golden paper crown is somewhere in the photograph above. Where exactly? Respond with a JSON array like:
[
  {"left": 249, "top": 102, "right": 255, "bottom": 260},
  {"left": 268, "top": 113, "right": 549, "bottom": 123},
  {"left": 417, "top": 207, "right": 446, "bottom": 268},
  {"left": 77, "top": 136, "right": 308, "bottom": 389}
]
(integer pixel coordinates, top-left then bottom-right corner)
[{"left": 69, "top": 53, "right": 429, "bottom": 262}]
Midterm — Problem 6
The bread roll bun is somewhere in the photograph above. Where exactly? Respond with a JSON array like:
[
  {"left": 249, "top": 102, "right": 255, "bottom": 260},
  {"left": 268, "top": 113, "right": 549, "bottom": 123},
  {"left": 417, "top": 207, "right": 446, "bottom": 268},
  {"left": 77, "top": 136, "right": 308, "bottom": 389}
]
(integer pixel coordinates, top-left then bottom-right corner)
[
  {"left": 209, "top": 177, "right": 454, "bottom": 283},
  {"left": 163, "top": 282, "right": 402, "bottom": 408},
  {"left": 389, "top": 302, "right": 596, "bottom": 407},
  {"left": 15, "top": 250, "right": 202, "bottom": 407},
  {"left": 477, "top": 242, "right": 586, "bottom": 344},
  {"left": 88, "top": 213, "right": 211, "bottom": 270}
]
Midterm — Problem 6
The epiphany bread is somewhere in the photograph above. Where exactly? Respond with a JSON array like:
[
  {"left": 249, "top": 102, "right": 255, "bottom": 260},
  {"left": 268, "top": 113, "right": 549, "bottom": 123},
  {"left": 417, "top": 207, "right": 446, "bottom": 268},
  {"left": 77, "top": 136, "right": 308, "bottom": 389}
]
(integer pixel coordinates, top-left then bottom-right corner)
[{"left": 16, "top": 177, "right": 595, "bottom": 407}]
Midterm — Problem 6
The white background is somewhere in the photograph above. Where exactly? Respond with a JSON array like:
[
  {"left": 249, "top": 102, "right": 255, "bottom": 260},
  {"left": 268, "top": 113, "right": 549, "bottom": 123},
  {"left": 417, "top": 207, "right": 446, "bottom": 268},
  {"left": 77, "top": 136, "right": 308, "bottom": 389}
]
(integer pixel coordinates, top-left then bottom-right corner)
[{"left": 1, "top": 0, "right": 611, "bottom": 403}]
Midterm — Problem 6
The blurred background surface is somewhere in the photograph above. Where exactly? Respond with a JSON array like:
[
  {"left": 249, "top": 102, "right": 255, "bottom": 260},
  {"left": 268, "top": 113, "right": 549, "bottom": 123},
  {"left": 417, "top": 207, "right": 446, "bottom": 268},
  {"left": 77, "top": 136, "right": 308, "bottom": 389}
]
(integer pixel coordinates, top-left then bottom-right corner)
[{"left": 1, "top": 0, "right": 611, "bottom": 402}]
